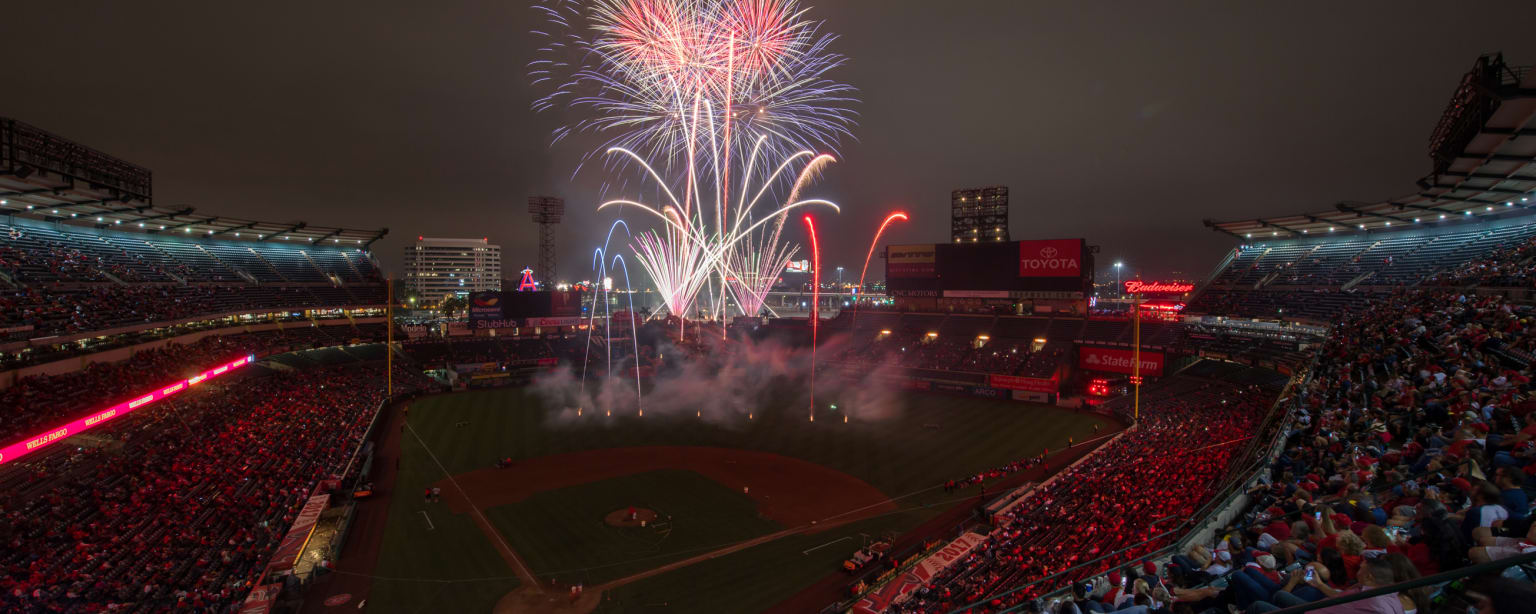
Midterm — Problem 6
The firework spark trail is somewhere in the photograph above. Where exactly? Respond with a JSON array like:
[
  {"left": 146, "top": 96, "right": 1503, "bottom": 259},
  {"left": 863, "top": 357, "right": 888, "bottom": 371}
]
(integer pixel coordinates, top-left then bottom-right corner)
[
  {"left": 600, "top": 110, "right": 839, "bottom": 322},
  {"left": 853, "top": 211, "right": 909, "bottom": 326},
  {"left": 725, "top": 149, "right": 834, "bottom": 318},
  {"left": 803, "top": 213, "right": 820, "bottom": 422},
  {"left": 580, "top": 221, "right": 635, "bottom": 416},
  {"left": 610, "top": 254, "right": 644, "bottom": 415},
  {"left": 530, "top": 0, "right": 856, "bottom": 175},
  {"left": 542, "top": 1, "right": 848, "bottom": 326}
]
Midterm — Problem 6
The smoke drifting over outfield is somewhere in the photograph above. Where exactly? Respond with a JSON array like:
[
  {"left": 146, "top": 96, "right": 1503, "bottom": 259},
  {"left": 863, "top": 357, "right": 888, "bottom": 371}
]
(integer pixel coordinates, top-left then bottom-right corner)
[{"left": 531, "top": 333, "right": 906, "bottom": 427}]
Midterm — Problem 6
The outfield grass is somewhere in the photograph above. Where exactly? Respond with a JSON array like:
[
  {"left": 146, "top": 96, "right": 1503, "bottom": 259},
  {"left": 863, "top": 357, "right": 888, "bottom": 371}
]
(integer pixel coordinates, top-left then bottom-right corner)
[
  {"left": 367, "top": 386, "right": 1107, "bottom": 613},
  {"left": 365, "top": 419, "right": 520, "bottom": 614},
  {"left": 593, "top": 510, "right": 932, "bottom": 613},
  {"left": 485, "top": 469, "right": 782, "bottom": 585}
]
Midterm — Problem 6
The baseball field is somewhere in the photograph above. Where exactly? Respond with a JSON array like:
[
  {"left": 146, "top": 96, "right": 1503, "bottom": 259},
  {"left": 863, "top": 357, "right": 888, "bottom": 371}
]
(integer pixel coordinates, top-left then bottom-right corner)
[{"left": 332, "top": 384, "right": 1112, "bottom": 614}]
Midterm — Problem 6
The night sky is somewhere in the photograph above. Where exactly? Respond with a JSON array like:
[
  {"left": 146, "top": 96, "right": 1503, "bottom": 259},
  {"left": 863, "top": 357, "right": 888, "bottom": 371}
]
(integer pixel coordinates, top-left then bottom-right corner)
[{"left": 3, "top": 1, "right": 1535, "bottom": 284}]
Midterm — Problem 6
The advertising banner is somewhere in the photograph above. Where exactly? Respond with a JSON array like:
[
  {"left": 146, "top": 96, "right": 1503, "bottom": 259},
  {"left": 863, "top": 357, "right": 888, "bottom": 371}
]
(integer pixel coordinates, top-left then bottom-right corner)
[
  {"left": 1018, "top": 239, "right": 1083, "bottom": 277},
  {"left": 887, "top": 244, "right": 937, "bottom": 278},
  {"left": 989, "top": 374, "right": 1059, "bottom": 393},
  {"left": 943, "top": 290, "right": 1010, "bottom": 299},
  {"left": 1012, "top": 389, "right": 1051, "bottom": 403},
  {"left": 549, "top": 290, "right": 581, "bottom": 317},
  {"left": 967, "top": 386, "right": 1003, "bottom": 399},
  {"left": 0, "top": 355, "right": 252, "bottom": 465},
  {"left": 853, "top": 532, "right": 989, "bottom": 613},
  {"left": 1122, "top": 280, "right": 1195, "bottom": 295},
  {"left": 468, "top": 292, "right": 503, "bottom": 321},
  {"left": 1078, "top": 346, "right": 1165, "bottom": 377},
  {"left": 453, "top": 362, "right": 498, "bottom": 374},
  {"left": 239, "top": 584, "right": 283, "bottom": 614},
  {"left": 526, "top": 316, "right": 582, "bottom": 327},
  {"left": 267, "top": 494, "right": 330, "bottom": 573}
]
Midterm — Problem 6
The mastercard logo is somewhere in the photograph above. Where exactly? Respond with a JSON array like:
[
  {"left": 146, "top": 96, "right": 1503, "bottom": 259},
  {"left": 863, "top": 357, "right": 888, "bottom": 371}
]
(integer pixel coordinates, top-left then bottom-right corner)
[{"left": 474, "top": 296, "right": 500, "bottom": 307}]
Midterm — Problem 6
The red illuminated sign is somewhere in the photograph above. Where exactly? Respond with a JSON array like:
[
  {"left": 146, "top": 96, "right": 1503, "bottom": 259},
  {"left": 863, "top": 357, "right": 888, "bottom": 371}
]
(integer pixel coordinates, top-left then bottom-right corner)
[
  {"left": 1078, "top": 346, "right": 1164, "bottom": 377},
  {"left": 0, "top": 355, "right": 253, "bottom": 465},
  {"left": 1018, "top": 239, "right": 1082, "bottom": 278},
  {"left": 1122, "top": 280, "right": 1194, "bottom": 294},
  {"left": 1088, "top": 378, "right": 1111, "bottom": 396},
  {"left": 517, "top": 268, "right": 538, "bottom": 291},
  {"left": 988, "top": 374, "right": 1059, "bottom": 393}
]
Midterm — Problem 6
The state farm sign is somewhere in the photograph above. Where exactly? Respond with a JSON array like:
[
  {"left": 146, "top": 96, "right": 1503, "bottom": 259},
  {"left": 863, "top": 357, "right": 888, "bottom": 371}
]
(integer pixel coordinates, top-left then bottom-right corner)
[
  {"left": 1078, "top": 346, "right": 1164, "bottom": 377},
  {"left": 1018, "top": 239, "right": 1082, "bottom": 278}
]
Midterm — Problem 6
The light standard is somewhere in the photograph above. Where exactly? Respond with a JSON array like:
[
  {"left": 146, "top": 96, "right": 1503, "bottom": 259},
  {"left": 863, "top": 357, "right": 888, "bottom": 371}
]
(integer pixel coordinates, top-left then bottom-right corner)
[
  {"left": 1114, "top": 261, "right": 1123, "bottom": 296},
  {"left": 836, "top": 266, "right": 844, "bottom": 292}
]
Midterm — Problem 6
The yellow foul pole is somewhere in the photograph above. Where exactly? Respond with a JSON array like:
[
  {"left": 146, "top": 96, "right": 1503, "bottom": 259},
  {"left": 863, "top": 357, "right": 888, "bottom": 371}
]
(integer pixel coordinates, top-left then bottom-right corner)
[
  {"left": 387, "top": 277, "right": 393, "bottom": 397},
  {"left": 1132, "top": 293, "right": 1141, "bottom": 422}
]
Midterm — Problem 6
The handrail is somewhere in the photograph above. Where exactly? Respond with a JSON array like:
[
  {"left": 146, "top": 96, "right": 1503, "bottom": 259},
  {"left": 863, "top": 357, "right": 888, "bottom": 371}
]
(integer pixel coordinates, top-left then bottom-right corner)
[{"left": 1268, "top": 550, "right": 1536, "bottom": 614}]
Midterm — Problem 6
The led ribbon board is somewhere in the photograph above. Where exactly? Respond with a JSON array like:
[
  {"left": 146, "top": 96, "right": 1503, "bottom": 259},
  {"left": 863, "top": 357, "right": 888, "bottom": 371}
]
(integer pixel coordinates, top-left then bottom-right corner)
[{"left": 0, "top": 355, "right": 254, "bottom": 465}]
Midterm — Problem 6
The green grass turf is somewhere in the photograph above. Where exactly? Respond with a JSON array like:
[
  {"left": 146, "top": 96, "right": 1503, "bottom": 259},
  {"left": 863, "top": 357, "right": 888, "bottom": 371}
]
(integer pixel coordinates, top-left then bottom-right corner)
[
  {"left": 367, "top": 386, "right": 1107, "bottom": 613},
  {"left": 484, "top": 469, "right": 782, "bottom": 585},
  {"left": 592, "top": 509, "right": 931, "bottom": 613},
  {"left": 364, "top": 419, "right": 520, "bottom": 614}
]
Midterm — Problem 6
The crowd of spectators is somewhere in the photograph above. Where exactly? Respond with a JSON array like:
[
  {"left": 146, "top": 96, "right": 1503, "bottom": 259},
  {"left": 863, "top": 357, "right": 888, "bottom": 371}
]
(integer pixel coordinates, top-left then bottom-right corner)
[
  {"left": 1426, "top": 236, "right": 1536, "bottom": 288},
  {"left": 828, "top": 333, "right": 1068, "bottom": 379},
  {"left": 891, "top": 240, "right": 1536, "bottom": 613},
  {"left": 0, "top": 284, "right": 384, "bottom": 338},
  {"left": 0, "top": 325, "right": 390, "bottom": 449},
  {"left": 0, "top": 363, "right": 429, "bottom": 612},
  {"left": 1135, "top": 285, "right": 1536, "bottom": 614},
  {"left": 404, "top": 337, "right": 559, "bottom": 368},
  {"left": 894, "top": 377, "right": 1277, "bottom": 613},
  {"left": 0, "top": 223, "right": 387, "bottom": 340}
]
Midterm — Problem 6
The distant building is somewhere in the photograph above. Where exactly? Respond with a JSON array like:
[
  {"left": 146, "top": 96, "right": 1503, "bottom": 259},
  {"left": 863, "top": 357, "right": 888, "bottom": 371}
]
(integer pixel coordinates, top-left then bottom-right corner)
[
  {"left": 951, "top": 185, "right": 1009, "bottom": 243},
  {"left": 402, "top": 237, "right": 501, "bottom": 303}
]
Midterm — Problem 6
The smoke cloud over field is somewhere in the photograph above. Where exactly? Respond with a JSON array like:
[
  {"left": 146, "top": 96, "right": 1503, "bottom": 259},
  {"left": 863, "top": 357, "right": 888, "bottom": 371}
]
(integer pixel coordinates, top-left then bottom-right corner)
[{"left": 531, "top": 332, "right": 906, "bottom": 427}]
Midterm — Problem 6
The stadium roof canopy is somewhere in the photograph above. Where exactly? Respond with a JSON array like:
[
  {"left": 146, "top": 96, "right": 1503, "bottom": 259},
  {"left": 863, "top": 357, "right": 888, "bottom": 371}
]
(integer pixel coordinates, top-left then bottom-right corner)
[
  {"left": 0, "top": 117, "right": 387, "bottom": 247},
  {"left": 1206, "top": 54, "right": 1536, "bottom": 240}
]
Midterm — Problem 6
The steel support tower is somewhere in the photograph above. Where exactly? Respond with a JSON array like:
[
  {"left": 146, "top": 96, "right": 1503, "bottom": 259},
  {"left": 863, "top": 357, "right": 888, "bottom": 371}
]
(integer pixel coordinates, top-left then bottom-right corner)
[{"left": 527, "top": 196, "right": 564, "bottom": 285}]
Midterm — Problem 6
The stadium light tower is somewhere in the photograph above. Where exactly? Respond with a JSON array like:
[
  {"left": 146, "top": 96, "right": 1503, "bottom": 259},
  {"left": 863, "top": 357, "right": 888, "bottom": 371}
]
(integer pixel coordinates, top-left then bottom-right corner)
[{"left": 527, "top": 196, "right": 564, "bottom": 286}]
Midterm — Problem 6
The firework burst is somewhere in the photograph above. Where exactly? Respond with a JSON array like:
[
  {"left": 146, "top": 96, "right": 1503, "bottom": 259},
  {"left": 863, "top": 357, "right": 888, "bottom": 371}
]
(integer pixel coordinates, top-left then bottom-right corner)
[
  {"left": 598, "top": 99, "right": 838, "bottom": 320},
  {"left": 531, "top": 0, "right": 856, "bottom": 172}
]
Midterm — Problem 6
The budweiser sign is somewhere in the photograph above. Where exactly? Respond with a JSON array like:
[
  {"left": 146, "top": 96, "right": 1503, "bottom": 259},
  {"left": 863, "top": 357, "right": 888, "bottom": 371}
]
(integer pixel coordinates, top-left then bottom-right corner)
[
  {"left": 1078, "top": 346, "right": 1164, "bottom": 377},
  {"left": 1017, "top": 239, "right": 1082, "bottom": 278},
  {"left": 1122, "top": 280, "right": 1194, "bottom": 294}
]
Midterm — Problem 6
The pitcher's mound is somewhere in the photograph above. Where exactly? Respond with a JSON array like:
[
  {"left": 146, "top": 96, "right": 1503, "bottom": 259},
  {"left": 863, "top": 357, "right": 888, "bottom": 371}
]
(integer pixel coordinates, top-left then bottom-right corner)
[{"left": 604, "top": 508, "right": 658, "bottom": 527}]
